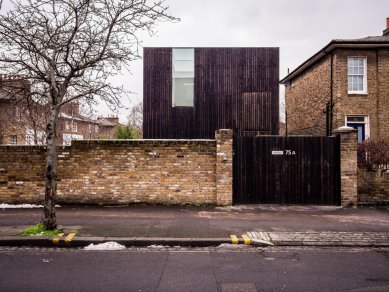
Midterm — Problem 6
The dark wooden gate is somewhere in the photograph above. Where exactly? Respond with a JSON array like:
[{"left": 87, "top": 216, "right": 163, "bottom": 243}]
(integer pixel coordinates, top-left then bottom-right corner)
[{"left": 233, "top": 135, "right": 340, "bottom": 205}]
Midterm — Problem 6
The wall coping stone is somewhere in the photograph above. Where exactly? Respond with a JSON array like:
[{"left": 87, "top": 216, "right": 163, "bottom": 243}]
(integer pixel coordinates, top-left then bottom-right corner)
[
  {"left": 71, "top": 139, "right": 216, "bottom": 146},
  {"left": 333, "top": 126, "right": 357, "bottom": 133}
]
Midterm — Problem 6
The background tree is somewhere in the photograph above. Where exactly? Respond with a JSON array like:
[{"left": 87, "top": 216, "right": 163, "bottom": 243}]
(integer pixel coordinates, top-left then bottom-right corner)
[
  {"left": 127, "top": 101, "right": 143, "bottom": 137},
  {"left": 0, "top": 0, "right": 177, "bottom": 229},
  {"left": 116, "top": 124, "right": 140, "bottom": 139}
]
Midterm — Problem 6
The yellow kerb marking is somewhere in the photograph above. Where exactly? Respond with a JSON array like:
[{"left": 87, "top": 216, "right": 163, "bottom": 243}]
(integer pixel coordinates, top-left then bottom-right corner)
[
  {"left": 230, "top": 234, "right": 238, "bottom": 244},
  {"left": 52, "top": 233, "right": 64, "bottom": 244},
  {"left": 242, "top": 234, "right": 251, "bottom": 245},
  {"left": 64, "top": 233, "right": 76, "bottom": 243}
]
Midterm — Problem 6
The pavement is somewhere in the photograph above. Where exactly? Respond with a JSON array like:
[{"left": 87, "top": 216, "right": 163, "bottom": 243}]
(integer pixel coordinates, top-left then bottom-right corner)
[{"left": 0, "top": 204, "right": 389, "bottom": 248}]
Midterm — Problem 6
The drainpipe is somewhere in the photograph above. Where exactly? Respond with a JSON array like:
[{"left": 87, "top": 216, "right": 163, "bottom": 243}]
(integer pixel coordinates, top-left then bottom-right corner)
[
  {"left": 376, "top": 49, "right": 379, "bottom": 139},
  {"left": 329, "top": 52, "right": 334, "bottom": 136}
]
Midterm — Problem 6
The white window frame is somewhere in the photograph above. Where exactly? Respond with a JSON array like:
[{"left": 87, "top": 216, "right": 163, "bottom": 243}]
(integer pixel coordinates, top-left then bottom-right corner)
[
  {"left": 10, "top": 135, "right": 17, "bottom": 145},
  {"left": 345, "top": 115, "right": 370, "bottom": 140},
  {"left": 72, "top": 121, "right": 78, "bottom": 132},
  {"left": 172, "top": 48, "right": 195, "bottom": 107},
  {"left": 15, "top": 106, "right": 21, "bottom": 121},
  {"left": 62, "top": 133, "right": 83, "bottom": 146},
  {"left": 25, "top": 129, "right": 45, "bottom": 145},
  {"left": 347, "top": 57, "right": 367, "bottom": 94},
  {"left": 26, "top": 131, "right": 34, "bottom": 145},
  {"left": 95, "top": 124, "right": 99, "bottom": 133}
]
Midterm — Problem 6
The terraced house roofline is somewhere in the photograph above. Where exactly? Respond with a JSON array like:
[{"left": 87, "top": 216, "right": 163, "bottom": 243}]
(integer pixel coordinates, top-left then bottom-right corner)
[{"left": 280, "top": 31, "right": 389, "bottom": 85}]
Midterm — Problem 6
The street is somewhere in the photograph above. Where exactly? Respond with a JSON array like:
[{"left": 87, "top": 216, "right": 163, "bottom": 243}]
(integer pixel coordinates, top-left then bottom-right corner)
[{"left": 0, "top": 246, "right": 388, "bottom": 292}]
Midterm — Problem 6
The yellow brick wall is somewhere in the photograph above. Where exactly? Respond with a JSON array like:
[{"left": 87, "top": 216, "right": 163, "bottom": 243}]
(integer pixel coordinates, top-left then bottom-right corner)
[
  {"left": 0, "top": 134, "right": 233, "bottom": 205},
  {"left": 285, "top": 56, "right": 331, "bottom": 135}
]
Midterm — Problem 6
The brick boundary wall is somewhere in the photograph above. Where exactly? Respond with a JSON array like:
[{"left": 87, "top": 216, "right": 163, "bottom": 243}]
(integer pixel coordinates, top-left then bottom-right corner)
[
  {"left": 358, "top": 169, "right": 389, "bottom": 205},
  {"left": 0, "top": 130, "right": 233, "bottom": 206},
  {"left": 333, "top": 126, "right": 358, "bottom": 207},
  {"left": 1, "top": 127, "right": 387, "bottom": 207},
  {"left": 215, "top": 130, "right": 233, "bottom": 205},
  {"left": 333, "top": 126, "right": 389, "bottom": 206}
]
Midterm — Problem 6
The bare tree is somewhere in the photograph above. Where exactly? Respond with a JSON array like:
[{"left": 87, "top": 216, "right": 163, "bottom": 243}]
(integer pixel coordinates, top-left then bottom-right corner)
[
  {"left": 0, "top": 0, "right": 177, "bottom": 229},
  {"left": 127, "top": 101, "right": 143, "bottom": 137}
]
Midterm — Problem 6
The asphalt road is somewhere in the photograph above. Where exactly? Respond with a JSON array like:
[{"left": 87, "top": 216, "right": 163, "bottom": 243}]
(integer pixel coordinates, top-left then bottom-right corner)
[{"left": 0, "top": 246, "right": 388, "bottom": 292}]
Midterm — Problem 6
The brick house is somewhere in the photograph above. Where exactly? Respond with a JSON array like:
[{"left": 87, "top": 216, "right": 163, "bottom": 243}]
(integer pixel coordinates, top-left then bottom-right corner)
[
  {"left": 97, "top": 116, "right": 119, "bottom": 139},
  {"left": 280, "top": 19, "right": 389, "bottom": 141},
  {"left": 58, "top": 102, "right": 100, "bottom": 145},
  {"left": 0, "top": 75, "right": 119, "bottom": 145},
  {"left": 0, "top": 75, "right": 47, "bottom": 145}
]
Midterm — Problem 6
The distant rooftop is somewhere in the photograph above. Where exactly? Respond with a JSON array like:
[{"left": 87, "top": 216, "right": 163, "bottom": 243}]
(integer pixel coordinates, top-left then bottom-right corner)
[{"left": 97, "top": 118, "right": 116, "bottom": 127}]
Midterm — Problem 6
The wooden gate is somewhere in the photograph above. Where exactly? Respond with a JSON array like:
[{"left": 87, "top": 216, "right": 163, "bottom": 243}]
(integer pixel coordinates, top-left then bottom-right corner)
[{"left": 233, "top": 135, "right": 340, "bottom": 205}]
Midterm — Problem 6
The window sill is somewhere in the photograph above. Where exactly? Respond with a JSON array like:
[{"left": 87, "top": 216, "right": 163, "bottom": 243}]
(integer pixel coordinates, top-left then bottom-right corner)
[{"left": 348, "top": 92, "right": 368, "bottom": 96}]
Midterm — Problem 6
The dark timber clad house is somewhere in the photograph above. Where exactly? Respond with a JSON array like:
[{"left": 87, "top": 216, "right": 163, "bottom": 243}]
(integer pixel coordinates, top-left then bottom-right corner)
[{"left": 143, "top": 47, "right": 279, "bottom": 139}]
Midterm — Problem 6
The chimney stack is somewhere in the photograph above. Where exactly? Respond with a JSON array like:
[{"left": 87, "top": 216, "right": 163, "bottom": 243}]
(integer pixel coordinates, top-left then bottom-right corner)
[{"left": 384, "top": 17, "right": 389, "bottom": 36}]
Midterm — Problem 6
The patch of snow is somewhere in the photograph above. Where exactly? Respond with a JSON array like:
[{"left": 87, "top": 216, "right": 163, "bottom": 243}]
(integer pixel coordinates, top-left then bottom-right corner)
[
  {"left": 84, "top": 242, "right": 126, "bottom": 251},
  {"left": 148, "top": 244, "right": 169, "bottom": 249},
  {"left": 0, "top": 203, "right": 61, "bottom": 209},
  {"left": 0, "top": 203, "right": 43, "bottom": 209},
  {"left": 217, "top": 243, "right": 242, "bottom": 249}
]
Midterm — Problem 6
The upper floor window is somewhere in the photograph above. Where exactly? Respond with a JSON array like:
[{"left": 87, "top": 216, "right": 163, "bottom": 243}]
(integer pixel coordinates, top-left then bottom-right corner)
[
  {"left": 65, "top": 121, "right": 70, "bottom": 131},
  {"left": 72, "top": 122, "right": 78, "bottom": 132},
  {"left": 172, "top": 48, "right": 194, "bottom": 107},
  {"left": 10, "top": 135, "right": 17, "bottom": 145},
  {"left": 15, "top": 106, "right": 21, "bottom": 121},
  {"left": 348, "top": 57, "right": 367, "bottom": 94}
]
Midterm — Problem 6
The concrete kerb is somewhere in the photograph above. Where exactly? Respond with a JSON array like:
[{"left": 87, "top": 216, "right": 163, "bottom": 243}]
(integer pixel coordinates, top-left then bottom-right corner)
[
  {"left": 1, "top": 236, "right": 389, "bottom": 248},
  {"left": 0, "top": 236, "right": 250, "bottom": 248}
]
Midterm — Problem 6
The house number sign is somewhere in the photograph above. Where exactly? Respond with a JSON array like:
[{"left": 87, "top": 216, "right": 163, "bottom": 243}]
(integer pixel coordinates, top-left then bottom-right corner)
[{"left": 271, "top": 150, "right": 296, "bottom": 155}]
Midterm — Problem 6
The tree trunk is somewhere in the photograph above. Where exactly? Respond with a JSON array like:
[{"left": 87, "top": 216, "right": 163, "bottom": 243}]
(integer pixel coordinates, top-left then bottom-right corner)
[{"left": 42, "top": 106, "right": 58, "bottom": 230}]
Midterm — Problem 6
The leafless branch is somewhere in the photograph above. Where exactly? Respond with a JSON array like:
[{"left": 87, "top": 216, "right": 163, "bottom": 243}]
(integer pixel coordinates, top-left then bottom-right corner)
[{"left": 0, "top": 0, "right": 178, "bottom": 229}]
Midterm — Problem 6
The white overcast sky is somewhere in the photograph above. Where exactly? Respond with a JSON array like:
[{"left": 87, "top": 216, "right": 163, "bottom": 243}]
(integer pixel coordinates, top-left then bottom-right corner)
[
  {"left": 108, "top": 0, "right": 389, "bottom": 123},
  {"left": 3, "top": 0, "right": 389, "bottom": 122}
]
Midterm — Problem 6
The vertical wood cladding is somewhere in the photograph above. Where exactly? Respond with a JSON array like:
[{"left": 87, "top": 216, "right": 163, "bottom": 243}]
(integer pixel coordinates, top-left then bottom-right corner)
[
  {"left": 144, "top": 47, "right": 279, "bottom": 139},
  {"left": 233, "top": 135, "right": 341, "bottom": 205}
]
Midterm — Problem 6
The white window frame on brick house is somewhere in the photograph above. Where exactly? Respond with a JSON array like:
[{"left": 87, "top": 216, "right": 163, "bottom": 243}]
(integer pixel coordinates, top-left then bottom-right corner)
[
  {"left": 62, "top": 133, "right": 83, "bottom": 146},
  {"left": 345, "top": 115, "right": 370, "bottom": 141},
  {"left": 347, "top": 57, "right": 367, "bottom": 94},
  {"left": 10, "top": 135, "right": 17, "bottom": 145},
  {"left": 72, "top": 121, "right": 78, "bottom": 132},
  {"left": 15, "top": 106, "right": 21, "bottom": 121},
  {"left": 25, "top": 129, "right": 45, "bottom": 145}
]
